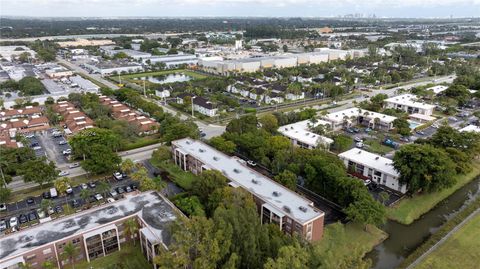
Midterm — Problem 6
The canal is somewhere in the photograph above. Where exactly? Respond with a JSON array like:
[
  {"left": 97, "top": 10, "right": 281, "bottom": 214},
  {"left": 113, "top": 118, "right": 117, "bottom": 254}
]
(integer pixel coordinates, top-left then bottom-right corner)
[{"left": 367, "top": 176, "right": 480, "bottom": 269}]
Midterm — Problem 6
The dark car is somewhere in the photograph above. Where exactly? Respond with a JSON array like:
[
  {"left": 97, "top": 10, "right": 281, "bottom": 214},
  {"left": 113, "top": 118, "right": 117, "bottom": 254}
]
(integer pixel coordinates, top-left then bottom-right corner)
[
  {"left": 28, "top": 212, "right": 38, "bottom": 222},
  {"left": 200, "top": 132, "right": 206, "bottom": 137},
  {"left": 71, "top": 199, "right": 81, "bottom": 208},
  {"left": 30, "top": 142, "right": 39, "bottom": 147},
  {"left": 352, "top": 127, "right": 360, "bottom": 133},
  {"left": 42, "top": 192, "right": 51, "bottom": 199},
  {"left": 346, "top": 128, "right": 355, "bottom": 133},
  {"left": 18, "top": 214, "right": 28, "bottom": 224},
  {"left": 88, "top": 182, "right": 96, "bottom": 188},
  {"left": 117, "top": 187, "right": 125, "bottom": 194},
  {"left": 55, "top": 205, "right": 63, "bottom": 214},
  {"left": 125, "top": 186, "right": 133, "bottom": 193},
  {"left": 26, "top": 197, "right": 35, "bottom": 205},
  {"left": 131, "top": 184, "right": 138, "bottom": 191}
]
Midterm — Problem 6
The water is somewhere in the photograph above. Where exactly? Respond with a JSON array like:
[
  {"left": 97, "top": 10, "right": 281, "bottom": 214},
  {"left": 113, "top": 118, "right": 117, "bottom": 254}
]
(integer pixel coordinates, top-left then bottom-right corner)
[
  {"left": 407, "top": 120, "right": 422, "bottom": 129},
  {"left": 367, "top": 176, "right": 480, "bottom": 269},
  {"left": 134, "top": 73, "right": 193, "bottom": 84}
]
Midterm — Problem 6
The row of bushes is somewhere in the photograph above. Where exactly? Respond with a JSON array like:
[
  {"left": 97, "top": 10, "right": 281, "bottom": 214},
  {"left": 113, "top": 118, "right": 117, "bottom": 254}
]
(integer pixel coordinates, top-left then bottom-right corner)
[
  {"left": 399, "top": 196, "right": 480, "bottom": 268},
  {"left": 121, "top": 137, "right": 161, "bottom": 151}
]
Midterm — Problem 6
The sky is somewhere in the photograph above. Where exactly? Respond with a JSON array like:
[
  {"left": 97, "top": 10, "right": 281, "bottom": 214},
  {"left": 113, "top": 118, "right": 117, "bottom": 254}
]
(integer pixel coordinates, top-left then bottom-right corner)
[{"left": 1, "top": 0, "right": 480, "bottom": 18}]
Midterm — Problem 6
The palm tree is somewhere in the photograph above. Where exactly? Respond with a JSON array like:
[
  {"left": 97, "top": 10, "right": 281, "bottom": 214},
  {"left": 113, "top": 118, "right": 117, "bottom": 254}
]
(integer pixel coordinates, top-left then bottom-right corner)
[
  {"left": 79, "top": 189, "right": 91, "bottom": 207},
  {"left": 62, "top": 242, "right": 78, "bottom": 269},
  {"left": 121, "top": 159, "right": 135, "bottom": 174},
  {"left": 41, "top": 261, "right": 55, "bottom": 269},
  {"left": 124, "top": 218, "right": 139, "bottom": 246},
  {"left": 18, "top": 262, "right": 31, "bottom": 269},
  {"left": 97, "top": 181, "right": 110, "bottom": 198}
]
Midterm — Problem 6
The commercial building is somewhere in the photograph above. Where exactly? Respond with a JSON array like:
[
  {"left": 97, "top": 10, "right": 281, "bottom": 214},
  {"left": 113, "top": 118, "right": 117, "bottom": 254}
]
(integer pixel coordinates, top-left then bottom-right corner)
[
  {"left": 278, "top": 119, "right": 334, "bottom": 149},
  {"left": 384, "top": 94, "right": 435, "bottom": 116},
  {"left": 338, "top": 148, "right": 407, "bottom": 193},
  {"left": 460, "top": 125, "right": 480, "bottom": 133},
  {"left": 322, "top": 108, "right": 397, "bottom": 131},
  {"left": 45, "top": 67, "right": 74, "bottom": 79},
  {"left": 0, "top": 192, "right": 177, "bottom": 269},
  {"left": 143, "top": 54, "right": 198, "bottom": 69},
  {"left": 171, "top": 138, "right": 325, "bottom": 242},
  {"left": 69, "top": 75, "right": 100, "bottom": 92},
  {"left": 83, "top": 62, "right": 144, "bottom": 76},
  {"left": 56, "top": 39, "right": 115, "bottom": 48},
  {"left": 0, "top": 46, "right": 36, "bottom": 62},
  {"left": 100, "top": 47, "right": 152, "bottom": 60}
]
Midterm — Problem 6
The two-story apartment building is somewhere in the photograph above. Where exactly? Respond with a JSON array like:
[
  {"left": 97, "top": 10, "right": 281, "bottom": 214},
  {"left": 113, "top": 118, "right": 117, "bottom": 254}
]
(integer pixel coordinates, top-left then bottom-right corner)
[
  {"left": 171, "top": 138, "right": 325, "bottom": 242},
  {"left": 384, "top": 94, "right": 435, "bottom": 116}
]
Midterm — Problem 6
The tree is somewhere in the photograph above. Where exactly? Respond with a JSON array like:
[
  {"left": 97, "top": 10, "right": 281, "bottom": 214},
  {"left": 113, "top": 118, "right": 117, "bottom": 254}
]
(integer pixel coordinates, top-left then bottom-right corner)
[
  {"left": 62, "top": 242, "right": 78, "bottom": 269},
  {"left": 378, "top": 191, "right": 390, "bottom": 206},
  {"left": 97, "top": 181, "right": 110, "bottom": 197},
  {"left": 393, "top": 118, "right": 411, "bottom": 136},
  {"left": 154, "top": 216, "right": 226, "bottom": 269},
  {"left": 20, "top": 157, "right": 58, "bottom": 188},
  {"left": 41, "top": 261, "right": 55, "bottom": 269},
  {"left": 0, "top": 186, "right": 11, "bottom": 203},
  {"left": 173, "top": 195, "right": 206, "bottom": 217},
  {"left": 69, "top": 128, "right": 121, "bottom": 161},
  {"left": 259, "top": 114, "right": 279, "bottom": 134},
  {"left": 54, "top": 177, "right": 72, "bottom": 203},
  {"left": 393, "top": 144, "right": 456, "bottom": 193},
  {"left": 444, "top": 84, "right": 471, "bottom": 106},
  {"left": 331, "top": 134, "right": 353, "bottom": 152},
  {"left": 264, "top": 243, "right": 309, "bottom": 269},
  {"left": 345, "top": 195, "right": 386, "bottom": 231},
  {"left": 192, "top": 170, "right": 228, "bottom": 206},
  {"left": 82, "top": 144, "right": 121, "bottom": 175},
  {"left": 209, "top": 136, "right": 236, "bottom": 155},
  {"left": 121, "top": 159, "right": 135, "bottom": 174},
  {"left": 226, "top": 114, "right": 258, "bottom": 134},
  {"left": 162, "top": 120, "right": 199, "bottom": 143},
  {"left": 124, "top": 218, "right": 139, "bottom": 246},
  {"left": 40, "top": 199, "right": 53, "bottom": 213},
  {"left": 151, "top": 146, "right": 172, "bottom": 164},
  {"left": 80, "top": 189, "right": 91, "bottom": 206},
  {"left": 274, "top": 170, "right": 297, "bottom": 190}
]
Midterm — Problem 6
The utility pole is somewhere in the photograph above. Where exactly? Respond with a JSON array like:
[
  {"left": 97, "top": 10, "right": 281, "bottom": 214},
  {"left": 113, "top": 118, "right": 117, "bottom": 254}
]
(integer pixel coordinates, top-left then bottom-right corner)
[
  {"left": 191, "top": 96, "right": 195, "bottom": 118},
  {"left": 143, "top": 79, "right": 146, "bottom": 96}
]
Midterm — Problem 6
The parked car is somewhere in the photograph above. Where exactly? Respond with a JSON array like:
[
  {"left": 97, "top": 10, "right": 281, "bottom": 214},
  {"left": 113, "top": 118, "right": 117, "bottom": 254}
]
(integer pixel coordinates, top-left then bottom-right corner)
[
  {"left": 352, "top": 127, "right": 360, "bottom": 133},
  {"left": 88, "top": 182, "right": 96, "bottom": 189},
  {"left": 62, "top": 149, "right": 72, "bottom": 155},
  {"left": 42, "top": 192, "right": 51, "bottom": 199},
  {"left": 54, "top": 205, "right": 63, "bottom": 214},
  {"left": 25, "top": 134, "right": 35, "bottom": 139},
  {"left": 125, "top": 186, "right": 133, "bottom": 193},
  {"left": 113, "top": 172, "right": 123, "bottom": 180},
  {"left": 400, "top": 136, "right": 410, "bottom": 142},
  {"left": 68, "top": 162, "right": 80, "bottom": 169},
  {"left": 109, "top": 190, "right": 118, "bottom": 197},
  {"left": 30, "top": 142, "right": 39, "bottom": 147},
  {"left": 131, "top": 184, "right": 138, "bottom": 191},
  {"left": 19, "top": 214, "right": 28, "bottom": 224},
  {"left": 363, "top": 179, "right": 372, "bottom": 186},
  {"left": 26, "top": 197, "right": 35, "bottom": 205},
  {"left": 81, "top": 183, "right": 88, "bottom": 190},
  {"left": 9, "top": 217, "right": 18, "bottom": 227},
  {"left": 107, "top": 198, "right": 115, "bottom": 203},
  {"left": 71, "top": 199, "right": 80, "bottom": 208},
  {"left": 247, "top": 160, "right": 257, "bottom": 166},
  {"left": 58, "top": 140, "right": 68, "bottom": 145},
  {"left": 94, "top": 194, "right": 103, "bottom": 201},
  {"left": 355, "top": 142, "right": 364, "bottom": 148},
  {"left": 0, "top": 219, "right": 7, "bottom": 231},
  {"left": 354, "top": 137, "right": 363, "bottom": 142},
  {"left": 28, "top": 212, "right": 38, "bottom": 222},
  {"left": 416, "top": 130, "right": 425, "bottom": 136},
  {"left": 50, "top": 188, "right": 58, "bottom": 198},
  {"left": 47, "top": 206, "right": 55, "bottom": 215},
  {"left": 116, "top": 187, "right": 125, "bottom": 194},
  {"left": 0, "top": 203, "right": 6, "bottom": 212},
  {"left": 58, "top": 171, "right": 70, "bottom": 177},
  {"left": 66, "top": 185, "right": 73, "bottom": 194},
  {"left": 36, "top": 209, "right": 46, "bottom": 219},
  {"left": 383, "top": 138, "right": 400, "bottom": 149}
]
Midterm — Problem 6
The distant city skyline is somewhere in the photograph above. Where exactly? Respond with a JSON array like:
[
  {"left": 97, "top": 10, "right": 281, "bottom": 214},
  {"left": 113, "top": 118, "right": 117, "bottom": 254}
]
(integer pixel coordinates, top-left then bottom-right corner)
[{"left": 1, "top": 0, "right": 480, "bottom": 18}]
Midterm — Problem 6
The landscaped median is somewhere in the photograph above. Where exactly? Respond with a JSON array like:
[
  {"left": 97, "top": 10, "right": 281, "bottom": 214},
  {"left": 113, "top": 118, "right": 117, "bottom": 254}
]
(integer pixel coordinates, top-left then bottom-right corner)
[{"left": 387, "top": 159, "right": 480, "bottom": 225}]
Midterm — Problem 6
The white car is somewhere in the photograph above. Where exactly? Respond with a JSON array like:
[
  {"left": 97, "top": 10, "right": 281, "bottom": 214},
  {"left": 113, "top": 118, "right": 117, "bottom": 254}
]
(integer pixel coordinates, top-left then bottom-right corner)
[
  {"left": 113, "top": 172, "right": 123, "bottom": 180},
  {"left": 94, "top": 194, "right": 104, "bottom": 201},
  {"left": 62, "top": 149, "right": 72, "bottom": 155},
  {"left": 354, "top": 137, "right": 363, "bottom": 142},
  {"left": 0, "top": 203, "right": 6, "bottom": 212},
  {"left": 36, "top": 209, "right": 46, "bottom": 219},
  {"left": 247, "top": 160, "right": 257, "bottom": 167},
  {"left": 355, "top": 142, "right": 364, "bottom": 148},
  {"left": 9, "top": 217, "right": 18, "bottom": 227},
  {"left": 68, "top": 163, "right": 80, "bottom": 169},
  {"left": 25, "top": 134, "right": 35, "bottom": 139},
  {"left": 363, "top": 179, "right": 372, "bottom": 186},
  {"left": 81, "top": 183, "right": 88, "bottom": 190},
  {"left": 66, "top": 185, "right": 73, "bottom": 194},
  {"left": 107, "top": 198, "right": 115, "bottom": 203},
  {"left": 58, "top": 171, "right": 70, "bottom": 177}
]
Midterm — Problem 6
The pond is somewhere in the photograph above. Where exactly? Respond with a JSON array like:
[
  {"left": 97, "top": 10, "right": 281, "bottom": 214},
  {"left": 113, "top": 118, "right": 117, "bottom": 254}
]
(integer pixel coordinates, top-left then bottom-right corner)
[
  {"left": 133, "top": 73, "right": 193, "bottom": 84},
  {"left": 367, "top": 176, "right": 480, "bottom": 269}
]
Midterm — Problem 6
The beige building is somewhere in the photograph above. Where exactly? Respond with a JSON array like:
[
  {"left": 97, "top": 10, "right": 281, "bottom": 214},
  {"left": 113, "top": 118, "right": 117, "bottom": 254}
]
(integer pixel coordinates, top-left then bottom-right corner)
[{"left": 56, "top": 39, "right": 115, "bottom": 48}]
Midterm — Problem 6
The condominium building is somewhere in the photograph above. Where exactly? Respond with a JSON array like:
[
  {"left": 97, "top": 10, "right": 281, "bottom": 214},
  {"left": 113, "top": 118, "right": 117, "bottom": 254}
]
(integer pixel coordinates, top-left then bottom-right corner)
[
  {"left": 384, "top": 94, "right": 435, "bottom": 116},
  {"left": 322, "top": 107, "right": 397, "bottom": 131},
  {"left": 0, "top": 192, "right": 177, "bottom": 269},
  {"left": 338, "top": 148, "right": 407, "bottom": 193},
  {"left": 277, "top": 119, "right": 333, "bottom": 149},
  {"left": 171, "top": 138, "right": 325, "bottom": 242}
]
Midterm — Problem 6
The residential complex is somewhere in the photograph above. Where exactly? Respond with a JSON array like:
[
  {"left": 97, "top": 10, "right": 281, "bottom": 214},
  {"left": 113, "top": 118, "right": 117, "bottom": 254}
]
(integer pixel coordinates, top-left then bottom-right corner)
[
  {"left": 175, "top": 93, "right": 218, "bottom": 117},
  {"left": 0, "top": 192, "right": 177, "bottom": 269},
  {"left": 171, "top": 138, "right": 325, "bottom": 242},
  {"left": 384, "top": 94, "right": 435, "bottom": 116},
  {"left": 278, "top": 119, "right": 334, "bottom": 149},
  {"left": 52, "top": 101, "right": 95, "bottom": 134},
  {"left": 0, "top": 106, "right": 50, "bottom": 148},
  {"left": 322, "top": 107, "right": 397, "bottom": 131},
  {"left": 338, "top": 148, "right": 407, "bottom": 193}
]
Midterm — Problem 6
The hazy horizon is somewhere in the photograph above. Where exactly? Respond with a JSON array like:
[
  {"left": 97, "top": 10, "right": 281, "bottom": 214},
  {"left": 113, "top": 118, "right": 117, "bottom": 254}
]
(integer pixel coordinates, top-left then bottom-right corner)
[{"left": 1, "top": 0, "right": 480, "bottom": 18}]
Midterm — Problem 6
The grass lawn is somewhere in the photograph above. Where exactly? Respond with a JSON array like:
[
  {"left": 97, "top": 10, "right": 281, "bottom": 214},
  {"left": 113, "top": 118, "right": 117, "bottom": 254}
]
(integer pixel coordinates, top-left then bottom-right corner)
[
  {"left": 364, "top": 139, "right": 393, "bottom": 155},
  {"left": 76, "top": 243, "right": 152, "bottom": 269},
  {"left": 150, "top": 160, "right": 198, "bottom": 191},
  {"left": 414, "top": 212, "right": 480, "bottom": 269},
  {"left": 313, "top": 222, "right": 387, "bottom": 264},
  {"left": 388, "top": 160, "right": 480, "bottom": 225}
]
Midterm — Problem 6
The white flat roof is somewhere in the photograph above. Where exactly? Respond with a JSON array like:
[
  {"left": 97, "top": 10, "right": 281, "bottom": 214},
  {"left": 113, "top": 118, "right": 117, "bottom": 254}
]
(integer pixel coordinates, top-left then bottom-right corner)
[
  {"left": 460, "top": 125, "right": 480, "bottom": 133},
  {"left": 278, "top": 119, "right": 334, "bottom": 147},
  {"left": 385, "top": 94, "right": 435, "bottom": 110},
  {"left": 409, "top": 113, "right": 436, "bottom": 121},
  {"left": 338, "top": 148, "right": 399, "bottom": 177},
  {"left": 323, "top": 107, "right": 397, "bottom": 124},
  {"left": 172, "top": 138, "right": 324, "bottom": 224},
  {"left": 426, "top": 85, "right": 448, "bottom": 94}
]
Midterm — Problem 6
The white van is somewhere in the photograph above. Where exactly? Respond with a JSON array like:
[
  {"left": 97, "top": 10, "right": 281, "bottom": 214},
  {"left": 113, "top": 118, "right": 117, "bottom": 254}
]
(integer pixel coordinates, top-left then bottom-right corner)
[{"left": 50, "top": 188, "right": 58, "bottom": 198}]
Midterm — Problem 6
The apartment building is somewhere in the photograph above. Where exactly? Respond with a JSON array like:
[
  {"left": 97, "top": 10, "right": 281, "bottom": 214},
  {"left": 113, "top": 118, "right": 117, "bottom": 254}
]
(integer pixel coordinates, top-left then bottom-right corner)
[
  {"left": 175, "top": 94, "right": 218, "bottom": 117},
  {"left": 0, "top": 192, "right": 177, "bottom": 269},
  {"left": 322, "top": 107, "right": 397, "bottom": 131},
  {"left": 99, "top": 96, "right": 159, "bottom": 135},
  {"left": 53, "top": 101, "right": 94, "bottom": 135},
  {"left": 171, "top": 138, "right": 325, "bottom": 242},
  {"left": 0, "top": 106, "right": 42, "bottom": 121},
  {"left": 278, "top": 119, "right": 333, "bottom": 149},
  {"left": 338, "top": 148, "right": 407, "bottom": 193},
  {"left": 384, "top": 94, "right": 435, "bottom": 116}
]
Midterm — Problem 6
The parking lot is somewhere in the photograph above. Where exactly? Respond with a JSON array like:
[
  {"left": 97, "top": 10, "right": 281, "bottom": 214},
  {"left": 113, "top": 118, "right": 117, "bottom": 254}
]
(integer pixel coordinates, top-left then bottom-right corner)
[
  {"left": 26, "top": 128, "right": 72, "bottom": 167},
  {"left": 0, "top": 175, "right": 139, "bottom": 235}
]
